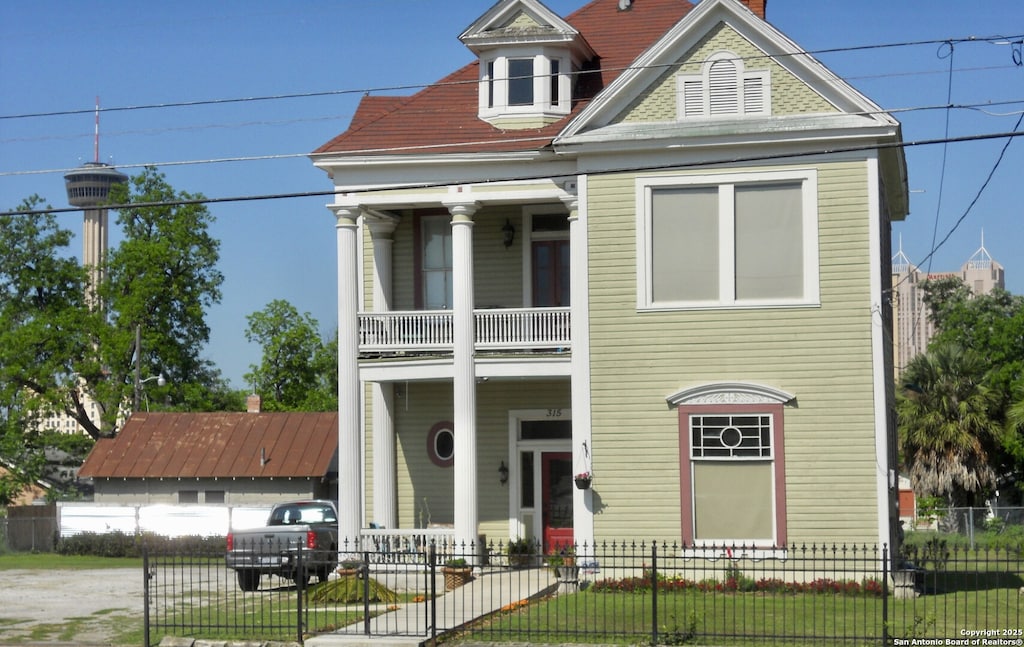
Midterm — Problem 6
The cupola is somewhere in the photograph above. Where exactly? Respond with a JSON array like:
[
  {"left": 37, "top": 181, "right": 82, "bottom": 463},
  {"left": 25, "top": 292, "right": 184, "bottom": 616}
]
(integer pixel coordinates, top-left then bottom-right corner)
[{"left": 460, "top": 0, "right": 595, "bottom": 129}]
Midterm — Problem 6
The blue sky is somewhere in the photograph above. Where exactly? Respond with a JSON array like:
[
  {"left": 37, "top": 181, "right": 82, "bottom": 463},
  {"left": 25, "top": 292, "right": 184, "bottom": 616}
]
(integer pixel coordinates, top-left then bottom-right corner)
[{"left": 1, "top": 0, "right": 1022, "bottom": 389}]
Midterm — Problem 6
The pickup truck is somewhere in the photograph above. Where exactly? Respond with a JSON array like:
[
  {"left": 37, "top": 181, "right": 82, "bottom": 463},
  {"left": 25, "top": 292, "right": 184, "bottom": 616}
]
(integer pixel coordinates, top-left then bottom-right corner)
[{"left": 225, "top": 500, "right": 339, "bottom": 591}]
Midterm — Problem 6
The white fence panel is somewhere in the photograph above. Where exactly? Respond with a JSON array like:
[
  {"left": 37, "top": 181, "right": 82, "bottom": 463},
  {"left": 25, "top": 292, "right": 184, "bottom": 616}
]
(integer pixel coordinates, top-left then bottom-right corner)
[{"left": 57, "top": 502, "right": 273, "bottom": 538}]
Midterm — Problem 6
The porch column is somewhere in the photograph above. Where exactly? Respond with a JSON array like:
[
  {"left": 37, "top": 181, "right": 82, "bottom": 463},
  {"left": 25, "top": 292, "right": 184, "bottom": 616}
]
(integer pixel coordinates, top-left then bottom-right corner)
[
  {"left": 334, "top": 205, "right": 363, "bottom": 546},
  {"left": 564, "top": 179, "right": 595, "bottom": 548},
  {"left": 445, "top": 198, "right": 480, "bottom": 556},
  {"left": 367, "top": 217, "right": 398, "bottom": 529}
]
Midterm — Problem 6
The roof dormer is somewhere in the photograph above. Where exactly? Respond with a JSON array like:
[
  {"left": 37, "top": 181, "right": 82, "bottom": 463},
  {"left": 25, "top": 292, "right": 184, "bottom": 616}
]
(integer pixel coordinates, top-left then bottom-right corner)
[{"left": 460, "top": 0, "right": 595, "bottom": 129}]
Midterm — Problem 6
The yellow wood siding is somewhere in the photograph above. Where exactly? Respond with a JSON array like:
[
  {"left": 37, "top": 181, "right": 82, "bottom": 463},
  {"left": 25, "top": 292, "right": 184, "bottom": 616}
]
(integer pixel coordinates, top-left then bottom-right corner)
[
  {"left": 507, "top": 10, "right": 542, "bottom": 30},
  {"left": 615, "top": 22, "right": 837, "bottom": 124},
  {"left": 586, "top": 160, "right": 879, "bottom": 545}
]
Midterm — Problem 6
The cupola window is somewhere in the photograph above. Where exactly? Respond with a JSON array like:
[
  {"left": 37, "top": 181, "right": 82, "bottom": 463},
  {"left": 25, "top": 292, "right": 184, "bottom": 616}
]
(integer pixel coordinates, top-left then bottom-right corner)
[{"left": 461, "top": 1, "right": 596, "bottom": 128}]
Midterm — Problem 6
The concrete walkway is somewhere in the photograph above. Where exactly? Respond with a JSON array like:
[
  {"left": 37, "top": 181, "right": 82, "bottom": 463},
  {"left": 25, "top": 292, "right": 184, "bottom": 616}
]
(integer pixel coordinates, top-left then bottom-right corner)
[{"left": 306, "top": 566, "right": 562, "bottom": 647}]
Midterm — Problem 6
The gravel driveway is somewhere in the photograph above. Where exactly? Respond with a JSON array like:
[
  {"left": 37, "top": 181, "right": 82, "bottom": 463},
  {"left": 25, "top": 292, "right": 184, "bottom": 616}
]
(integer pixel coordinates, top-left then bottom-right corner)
[{"left": 0, "top": 567, "right": 143, "bottom": 646}]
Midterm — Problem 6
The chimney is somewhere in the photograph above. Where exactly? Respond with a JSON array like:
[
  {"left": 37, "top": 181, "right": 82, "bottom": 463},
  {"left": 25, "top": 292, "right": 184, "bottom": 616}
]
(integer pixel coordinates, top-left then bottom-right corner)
[
  {"left": 246, "top": 393, "right": 262, "bottom": 413},
  {"left": 739, "top": 0, "right": 767, "bottom": 19}
]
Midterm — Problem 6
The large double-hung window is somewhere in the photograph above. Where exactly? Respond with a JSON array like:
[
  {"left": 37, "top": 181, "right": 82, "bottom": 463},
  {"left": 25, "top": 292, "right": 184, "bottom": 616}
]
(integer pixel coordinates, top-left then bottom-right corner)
[{"left": 637, "top": 169, "right": 819, "bottom": 309}]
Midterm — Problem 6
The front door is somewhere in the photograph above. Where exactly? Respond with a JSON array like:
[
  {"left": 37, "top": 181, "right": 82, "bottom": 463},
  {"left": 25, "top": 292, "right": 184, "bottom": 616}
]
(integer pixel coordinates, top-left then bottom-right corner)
[{"left": 541, "top": 452, "right": 574, "bottom": 551}]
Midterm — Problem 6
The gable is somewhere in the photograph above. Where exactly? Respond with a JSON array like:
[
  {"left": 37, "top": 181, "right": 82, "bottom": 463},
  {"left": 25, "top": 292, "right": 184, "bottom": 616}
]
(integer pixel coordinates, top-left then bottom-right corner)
[
  {"left": 613, "top": 21, "right": 837, "bottom": 124},
  {"left": 558, "top": 0, "right": 899, "bottom": 140},
  {"left": 460, "top": 0, "right": 583, "bottom": 50}
]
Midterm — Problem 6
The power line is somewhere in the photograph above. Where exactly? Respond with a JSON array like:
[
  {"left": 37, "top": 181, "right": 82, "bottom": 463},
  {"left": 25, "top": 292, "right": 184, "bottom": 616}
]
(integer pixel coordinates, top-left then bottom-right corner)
[
  {"left": 3, "top": 128, "right": 1021, "bottom": 218},
  {"left": 3, "top": 97, "right": 1023, "bottom": 155},
  {"left": 2, "top": 32, "right": 1021, "bottom": 122},
  {"left": 911, "top": 111, "right": 1024, "bottom": 272},
  {"left": 2, "top": 99, "right": 1022, "bottom": 179}
]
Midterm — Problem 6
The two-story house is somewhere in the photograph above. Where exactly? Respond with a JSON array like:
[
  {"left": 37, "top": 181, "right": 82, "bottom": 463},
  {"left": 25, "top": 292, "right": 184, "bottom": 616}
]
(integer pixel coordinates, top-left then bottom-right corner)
[{"left": 311, "top": 0, "right": 907, "bottom": 559}]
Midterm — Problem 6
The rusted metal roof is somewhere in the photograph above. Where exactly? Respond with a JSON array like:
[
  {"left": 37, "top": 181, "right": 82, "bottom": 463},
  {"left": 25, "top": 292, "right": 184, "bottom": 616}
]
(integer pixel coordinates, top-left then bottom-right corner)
[{"left": 79, "top": 412, "right": 338, "bottom": 480}]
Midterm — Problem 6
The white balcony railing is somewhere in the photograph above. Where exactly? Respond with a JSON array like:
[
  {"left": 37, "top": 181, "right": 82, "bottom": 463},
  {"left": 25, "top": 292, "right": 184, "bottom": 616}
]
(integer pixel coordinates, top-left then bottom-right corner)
[{"left": 358, "top": 307, "right": 570, "bottom": 353}]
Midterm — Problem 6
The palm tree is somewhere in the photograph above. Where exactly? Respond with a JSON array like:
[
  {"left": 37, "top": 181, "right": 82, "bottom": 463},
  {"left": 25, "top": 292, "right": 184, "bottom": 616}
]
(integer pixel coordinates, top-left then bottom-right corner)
[
  {"left": 1002, "top": 381, "right": 1024, "bottom": 477},
  {"left": 897, "top": 342, "right": 1001, "bottom": 507}
]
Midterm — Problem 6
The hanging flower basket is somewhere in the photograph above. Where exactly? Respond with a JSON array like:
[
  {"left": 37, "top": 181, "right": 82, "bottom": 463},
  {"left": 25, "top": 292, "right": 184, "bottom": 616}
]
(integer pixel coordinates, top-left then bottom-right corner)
[{"left": 574, "top": 472, "right": 592, "bottom": 490}]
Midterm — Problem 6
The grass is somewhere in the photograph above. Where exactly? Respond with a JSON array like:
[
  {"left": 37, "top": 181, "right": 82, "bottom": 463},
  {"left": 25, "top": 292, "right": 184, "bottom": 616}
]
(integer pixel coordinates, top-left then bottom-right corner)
[
  {"left": 462, "top": 586, "right": 1022, "bottom": 646},
  {"left": 456, "top": 565, "right": 1024, "bottom": 646},
  {"left": 0, "top": 552, "right": 140, "bottom": 570},
  {"left": 149, "top": 576, "right": 401, "bottom": 643},
  {"left": 0, "top": 608, "right": 142, "bottom": 646}
]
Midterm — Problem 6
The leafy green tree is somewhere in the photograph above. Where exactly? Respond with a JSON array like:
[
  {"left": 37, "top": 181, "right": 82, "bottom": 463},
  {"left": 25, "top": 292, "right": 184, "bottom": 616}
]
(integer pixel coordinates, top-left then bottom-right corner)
[
  {"left": 1, "top": 168, "right": 225, "bottom": 441},
  {"left": 897, "top": 342, "right": 1002, "bottom": 506},
  {"left": 244, "top": 299, "right": 337, "bottom": 411},
  {"left": 919, "top": 276, "right": 1024, "bottom": 498},
  {"left": 923, "top": 276, "right": 1024, "bottom": 395}
]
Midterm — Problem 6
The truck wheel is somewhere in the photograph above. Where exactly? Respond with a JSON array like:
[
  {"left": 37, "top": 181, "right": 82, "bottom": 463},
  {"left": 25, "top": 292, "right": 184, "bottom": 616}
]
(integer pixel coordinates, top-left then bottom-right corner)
[
  {"left": 237, "top": 570, "right": 261, "bottom": 592},
  {"left": 293, "top": 571, "right": 311, "bottom": 588}
]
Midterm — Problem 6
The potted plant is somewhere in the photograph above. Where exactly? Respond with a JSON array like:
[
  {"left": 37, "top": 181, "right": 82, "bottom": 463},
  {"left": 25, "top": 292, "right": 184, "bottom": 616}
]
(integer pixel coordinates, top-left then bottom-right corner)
[
  {"left": 441, "top": 557, "right": 473, "bottom": 590},
  {"left": 506, "top": 537, "right": 535, "bottom": 568},
  {"left": 546, "top": 547, "right": 578, "bottom": 581},
  {"left": 336, "top": 558, "right": 362, "bottom": 578},
  {"left": 574, "top": 471, "right": 592, "bottom": 490}
]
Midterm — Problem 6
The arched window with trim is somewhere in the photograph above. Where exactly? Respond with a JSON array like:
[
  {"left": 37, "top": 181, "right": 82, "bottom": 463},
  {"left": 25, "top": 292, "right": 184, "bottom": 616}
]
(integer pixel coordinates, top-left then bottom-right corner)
[{"left": 668, "top": 382, "right": 792, "bottom": 546}]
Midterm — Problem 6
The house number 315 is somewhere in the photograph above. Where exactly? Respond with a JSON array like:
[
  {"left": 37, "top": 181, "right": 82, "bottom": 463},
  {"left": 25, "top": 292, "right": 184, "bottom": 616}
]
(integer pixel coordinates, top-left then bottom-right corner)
[{"left": 547, "top": 409, "right": 563, "bottom": 417}]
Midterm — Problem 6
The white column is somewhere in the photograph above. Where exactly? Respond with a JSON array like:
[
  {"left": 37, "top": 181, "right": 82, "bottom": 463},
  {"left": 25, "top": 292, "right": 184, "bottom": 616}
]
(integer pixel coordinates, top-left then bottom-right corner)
[
  {"left": 367, "top": 217, "right": 398, "bottom": 530},
  {"left": 446, "top": 199, "right": 480, "bottom": 557},
  {"left": 334, "top": 205, "right": 363, "bottom": 548},
  {"left": 565, "top": 178, "right": 595, "bottom": 549}
]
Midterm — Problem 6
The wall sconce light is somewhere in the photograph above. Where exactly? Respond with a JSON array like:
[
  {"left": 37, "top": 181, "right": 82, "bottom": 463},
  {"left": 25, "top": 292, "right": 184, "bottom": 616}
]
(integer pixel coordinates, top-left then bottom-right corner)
[
  {"left": 502, "top": 219, "right": 515, "bottom": 248},
  {"left": 498, "top": 460, "right": 509, "bottom": 485}
]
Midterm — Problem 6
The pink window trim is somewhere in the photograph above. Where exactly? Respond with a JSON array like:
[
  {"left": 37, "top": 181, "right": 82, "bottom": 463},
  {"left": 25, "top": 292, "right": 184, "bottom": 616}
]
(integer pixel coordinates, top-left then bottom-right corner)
[{"left": 677, "top": 402, "right": 788, "bottom": 547}]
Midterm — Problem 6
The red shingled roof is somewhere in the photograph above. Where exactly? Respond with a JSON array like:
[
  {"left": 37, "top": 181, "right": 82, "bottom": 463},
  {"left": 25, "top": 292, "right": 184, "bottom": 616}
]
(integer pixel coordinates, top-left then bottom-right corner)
[
  {"left": 314, "top": 0, "right": 694, "bottom": 156},
  {"left": 79, "top": 412, "right": 338, "bottom": 480}
]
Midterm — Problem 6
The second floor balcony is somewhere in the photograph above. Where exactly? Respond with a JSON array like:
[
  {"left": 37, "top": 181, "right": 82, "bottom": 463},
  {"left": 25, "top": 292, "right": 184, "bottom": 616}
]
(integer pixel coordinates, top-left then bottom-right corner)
[{"left": 358, "top": 307, "right": 570, "bottom": 355}]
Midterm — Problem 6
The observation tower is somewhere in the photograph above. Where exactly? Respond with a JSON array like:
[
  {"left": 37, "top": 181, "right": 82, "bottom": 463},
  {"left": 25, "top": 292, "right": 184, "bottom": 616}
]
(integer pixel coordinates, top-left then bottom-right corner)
[{"left": 63, "top": 100, "right": 127, "bottom": 305}]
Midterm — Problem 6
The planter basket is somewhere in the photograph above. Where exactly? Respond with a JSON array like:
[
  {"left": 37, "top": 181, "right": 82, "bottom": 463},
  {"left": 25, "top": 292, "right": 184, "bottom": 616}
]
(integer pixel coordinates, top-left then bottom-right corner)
[
  {"left": 442, "top": 567, "right": 473, "bottom": 590},
  {"left": 556, "top": 564, "right": 580, "bottom": 582},
  {"left": 574, "top": 476, "right": 592, "bottom": 490}
]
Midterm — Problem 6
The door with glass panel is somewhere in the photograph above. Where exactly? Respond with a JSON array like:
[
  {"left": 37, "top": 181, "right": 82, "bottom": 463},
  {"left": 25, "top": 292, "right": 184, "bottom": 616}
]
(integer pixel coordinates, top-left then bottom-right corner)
[{"left": 515, "top": 416, "right": 573, "bottom": 551}]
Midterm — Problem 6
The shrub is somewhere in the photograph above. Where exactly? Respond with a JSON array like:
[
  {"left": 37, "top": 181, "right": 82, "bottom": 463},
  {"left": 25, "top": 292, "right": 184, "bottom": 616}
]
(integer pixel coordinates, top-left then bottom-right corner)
[{"left": 55, "top": 531, "right": 225, "bottom": 558}]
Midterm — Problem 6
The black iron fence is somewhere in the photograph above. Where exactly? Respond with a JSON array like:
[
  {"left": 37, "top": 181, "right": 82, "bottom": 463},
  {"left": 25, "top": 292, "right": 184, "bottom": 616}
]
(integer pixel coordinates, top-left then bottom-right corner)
[{"left": 143, "top": 539, "right": 1024, "bottom": 646}]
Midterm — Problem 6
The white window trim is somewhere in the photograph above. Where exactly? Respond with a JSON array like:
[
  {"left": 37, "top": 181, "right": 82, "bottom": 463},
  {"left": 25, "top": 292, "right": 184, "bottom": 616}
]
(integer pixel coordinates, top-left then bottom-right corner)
[
  {"left": 635, "top": 168, "right": 820, "bottom": 311},
  {"left": 676, "top": 51, "right": 771, "bottom": 119},
  {"left": 479, "top": 49, "right": 572, "bottom": 121},
  {"left": 521, "top": 205, "right": 571, "bottom": 307}
]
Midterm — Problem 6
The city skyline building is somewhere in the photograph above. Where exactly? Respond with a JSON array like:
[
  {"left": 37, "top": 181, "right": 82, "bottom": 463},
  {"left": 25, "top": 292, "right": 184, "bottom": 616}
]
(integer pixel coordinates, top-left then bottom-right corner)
[{"left": 891, "top": 233, "right": 1006, "bottom": 376}]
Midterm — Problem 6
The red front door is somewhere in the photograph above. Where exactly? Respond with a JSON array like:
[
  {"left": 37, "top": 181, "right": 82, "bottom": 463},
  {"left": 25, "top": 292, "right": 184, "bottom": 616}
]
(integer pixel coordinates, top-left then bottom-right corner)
[{"left": 541, "top": 452, "right": 574, "bottom": 551}]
